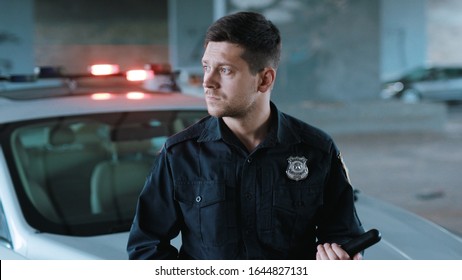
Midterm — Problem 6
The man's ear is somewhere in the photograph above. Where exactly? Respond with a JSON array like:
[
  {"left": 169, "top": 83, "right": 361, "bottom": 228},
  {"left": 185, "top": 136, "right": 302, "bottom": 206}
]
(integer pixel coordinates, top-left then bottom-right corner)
[{"left": 257, "top": 68, "right": 276, "bottom": 93}]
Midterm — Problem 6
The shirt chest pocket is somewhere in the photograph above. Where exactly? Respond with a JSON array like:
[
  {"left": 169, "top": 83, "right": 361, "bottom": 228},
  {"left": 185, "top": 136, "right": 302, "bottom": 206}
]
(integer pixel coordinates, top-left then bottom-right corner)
[
  {"left": 274, "top": 183, "right": 323, "bottom": 214},
  {"left": 174, "top": 181, "right": 234, "bottom": 247},
  {"left": 260, "top": 183, "right": 323, "bottom": 251}
]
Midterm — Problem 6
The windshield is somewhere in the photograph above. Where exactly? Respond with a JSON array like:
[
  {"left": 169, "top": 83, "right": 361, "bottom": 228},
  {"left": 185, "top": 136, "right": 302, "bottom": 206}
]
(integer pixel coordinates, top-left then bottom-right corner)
[{"left": 3, "top": 110, "right": 207, "bottom": 236}]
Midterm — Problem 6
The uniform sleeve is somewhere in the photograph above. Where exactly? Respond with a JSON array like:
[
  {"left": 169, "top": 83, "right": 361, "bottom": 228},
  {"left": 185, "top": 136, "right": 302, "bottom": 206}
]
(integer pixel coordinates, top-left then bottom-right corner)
[
  {"left": 126, "top": 147, "right": 181, "bottom": 259},
  {"left": 315, "top": 142, "right": 365, "bottom": 245}
]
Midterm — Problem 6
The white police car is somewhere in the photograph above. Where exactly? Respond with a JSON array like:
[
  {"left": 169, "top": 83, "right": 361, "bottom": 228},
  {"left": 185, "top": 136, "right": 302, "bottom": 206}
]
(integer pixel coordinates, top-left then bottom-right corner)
[
  {"left": 0, "top": 64, "right": 205, "bottom": 259},
  {"left": 1, "top": 65, "right": 462, "bottom": 259}
]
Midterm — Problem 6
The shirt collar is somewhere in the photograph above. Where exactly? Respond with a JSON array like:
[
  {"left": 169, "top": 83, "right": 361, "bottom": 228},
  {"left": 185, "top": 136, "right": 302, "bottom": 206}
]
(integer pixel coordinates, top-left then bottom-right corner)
[
  {"left": 272, "top": 102, "right": 301, "bottom": 146},
  {"left": 197, "top": 102, "right": 301, "bottom": 146},
  {"left": 197, "top": 116, "right": 221, "bottom": 142}
]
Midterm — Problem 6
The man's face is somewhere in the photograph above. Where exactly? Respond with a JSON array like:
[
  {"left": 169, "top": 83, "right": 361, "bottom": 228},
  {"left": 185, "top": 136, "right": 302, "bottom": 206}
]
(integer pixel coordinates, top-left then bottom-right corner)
[{"left": 201, "top": 41, "right": 261, "bottom": 118}]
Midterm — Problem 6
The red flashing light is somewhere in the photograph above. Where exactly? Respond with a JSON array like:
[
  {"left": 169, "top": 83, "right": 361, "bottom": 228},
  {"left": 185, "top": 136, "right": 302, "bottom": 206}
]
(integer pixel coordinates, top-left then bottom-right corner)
[
  {"left": 89, "top": 64, "right": 120, "bottom": 76},
  {"left": 126, "top": 69, "right": 154, "bottom": 81}
]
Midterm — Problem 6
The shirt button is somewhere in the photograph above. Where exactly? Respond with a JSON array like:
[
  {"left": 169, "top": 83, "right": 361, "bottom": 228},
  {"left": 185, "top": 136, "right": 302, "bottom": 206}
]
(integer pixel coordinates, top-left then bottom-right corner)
[
  {"left": 247, "top": 158, "right": 252, "bottom": 163},
  {"left": 245, "top": 192, "right": 252, "bottom": 200},
  {"left": 195, "top": 196, "right": 202, "bottom": 203}
]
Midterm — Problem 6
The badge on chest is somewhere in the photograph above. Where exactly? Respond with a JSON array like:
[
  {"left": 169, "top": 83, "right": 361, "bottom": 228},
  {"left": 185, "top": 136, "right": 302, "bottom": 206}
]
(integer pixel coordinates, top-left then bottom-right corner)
[{"left": 286, "top": 156, "right": 309, "bottom": 181}]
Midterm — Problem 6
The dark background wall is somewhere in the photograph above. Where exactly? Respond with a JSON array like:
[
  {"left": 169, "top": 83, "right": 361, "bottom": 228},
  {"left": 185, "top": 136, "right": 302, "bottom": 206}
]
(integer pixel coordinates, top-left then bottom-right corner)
[
  {"left": 34, "top": 0, "right": 169, "bottom": 72},
  {"left": 170, "top": 0, "right": 381, "bottom": 103},
  {"left": 262, "top": 0, "right": 380, "bottom": 102}
]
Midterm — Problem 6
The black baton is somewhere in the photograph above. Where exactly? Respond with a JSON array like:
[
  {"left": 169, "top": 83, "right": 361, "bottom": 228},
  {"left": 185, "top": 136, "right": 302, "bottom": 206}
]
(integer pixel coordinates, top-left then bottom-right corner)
[{"left": 341, "top": 229, "right": 382, "bottom": 257}]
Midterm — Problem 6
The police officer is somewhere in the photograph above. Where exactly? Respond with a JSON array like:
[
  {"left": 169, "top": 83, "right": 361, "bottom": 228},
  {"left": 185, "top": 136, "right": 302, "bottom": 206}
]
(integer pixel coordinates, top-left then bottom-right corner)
[{"left": 127, "top": 11, "right": 364, "bottom": 260}]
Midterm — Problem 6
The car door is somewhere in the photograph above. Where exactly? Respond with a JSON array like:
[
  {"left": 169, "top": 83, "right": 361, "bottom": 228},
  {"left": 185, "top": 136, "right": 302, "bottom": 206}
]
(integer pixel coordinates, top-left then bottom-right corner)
[
  {"left": 438, "top": 68, "right": 462, "bottom": 101},
  {"left": 413, "top": 68, "right": 451, "bottom": 100},
  {"left": 0, "top": 200, "right": 14, "bottom": 256}
]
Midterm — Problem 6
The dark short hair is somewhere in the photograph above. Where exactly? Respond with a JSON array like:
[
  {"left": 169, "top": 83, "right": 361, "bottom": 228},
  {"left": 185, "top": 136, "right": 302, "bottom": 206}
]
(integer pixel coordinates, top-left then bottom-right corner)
[{"left": 204, "top": 11, "right": 281, "bottom": 74}]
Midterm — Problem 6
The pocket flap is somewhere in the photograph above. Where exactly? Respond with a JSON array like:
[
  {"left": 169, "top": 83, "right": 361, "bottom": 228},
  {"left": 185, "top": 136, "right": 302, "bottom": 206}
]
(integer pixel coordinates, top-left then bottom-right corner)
[{"left": 174, "top": 180, "right": 225, "bottom": 207}]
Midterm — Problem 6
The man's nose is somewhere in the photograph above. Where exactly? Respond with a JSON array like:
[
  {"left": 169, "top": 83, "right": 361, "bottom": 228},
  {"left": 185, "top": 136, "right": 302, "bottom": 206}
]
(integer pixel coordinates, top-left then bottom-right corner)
[{"left": 203, "top": 71, "right": 218, "bottom": 89}]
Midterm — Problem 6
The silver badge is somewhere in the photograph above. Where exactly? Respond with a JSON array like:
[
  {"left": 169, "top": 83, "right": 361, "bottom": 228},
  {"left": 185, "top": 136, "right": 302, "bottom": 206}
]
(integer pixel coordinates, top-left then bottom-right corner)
[{"left": 286, "top": 156, "right": 309, "bottom": 181}]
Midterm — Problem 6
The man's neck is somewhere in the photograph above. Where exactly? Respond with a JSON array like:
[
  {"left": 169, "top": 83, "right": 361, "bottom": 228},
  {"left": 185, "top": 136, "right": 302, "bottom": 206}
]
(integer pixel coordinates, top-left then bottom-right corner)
[{"left": 222, "top": 105, "right": 271, "bottom": 152}]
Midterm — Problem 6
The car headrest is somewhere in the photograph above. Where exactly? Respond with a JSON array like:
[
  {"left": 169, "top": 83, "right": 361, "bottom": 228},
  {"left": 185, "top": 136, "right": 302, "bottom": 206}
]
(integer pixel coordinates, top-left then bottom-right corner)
[{"left": 49, "top": 126, "right": 75, "bottom": 146}]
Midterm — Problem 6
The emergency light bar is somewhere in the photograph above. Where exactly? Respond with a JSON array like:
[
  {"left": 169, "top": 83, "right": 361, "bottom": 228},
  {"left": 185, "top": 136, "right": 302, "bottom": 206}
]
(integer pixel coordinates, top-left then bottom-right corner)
[
  {"left": 1, "top": 64, "right": 157, "bottom": 82},
  {"left": 88, "top": 64, "right": 156, "bottom": 82},
  {"left": 1, "top": 63, "right": 181, "bottom": 93}
]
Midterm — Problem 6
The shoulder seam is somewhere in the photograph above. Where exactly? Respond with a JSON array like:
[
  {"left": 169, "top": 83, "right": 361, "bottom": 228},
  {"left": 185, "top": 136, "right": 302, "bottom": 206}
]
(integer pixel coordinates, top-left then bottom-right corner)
[{"left": 165, "top": 117, "right": 209, "bottom": 149}]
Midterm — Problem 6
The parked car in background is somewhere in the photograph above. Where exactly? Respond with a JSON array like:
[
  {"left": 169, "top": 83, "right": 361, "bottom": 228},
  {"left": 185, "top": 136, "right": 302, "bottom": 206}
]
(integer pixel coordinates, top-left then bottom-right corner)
[
  {"left": 1, "top": 65, "right": 462, "bottom": 259},
  {"left": 381, "top": 65, "right": 462, "bottom": 103}
]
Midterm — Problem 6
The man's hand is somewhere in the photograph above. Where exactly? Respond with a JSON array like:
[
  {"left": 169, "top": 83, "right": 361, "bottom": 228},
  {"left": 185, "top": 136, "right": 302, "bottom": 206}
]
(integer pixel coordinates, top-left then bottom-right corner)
[{"left": 316, "top": 243, "right": 362, "bottom": 260}]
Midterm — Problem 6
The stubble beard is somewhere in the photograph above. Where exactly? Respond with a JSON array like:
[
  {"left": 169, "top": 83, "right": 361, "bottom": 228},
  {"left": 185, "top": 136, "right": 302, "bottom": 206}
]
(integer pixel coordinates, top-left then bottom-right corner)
[
  {"left": 206, "top": 97, "right": 256, "bottom": 120},
  {"left": 205, "top": 88, "right": 258, "bottom": 119}
]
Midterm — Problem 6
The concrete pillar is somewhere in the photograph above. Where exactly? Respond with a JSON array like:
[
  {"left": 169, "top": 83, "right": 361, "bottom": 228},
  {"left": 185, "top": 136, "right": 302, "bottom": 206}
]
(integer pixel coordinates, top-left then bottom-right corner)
[
  {"left": 380, "top": 0, "right": 427, "bottom": 80},
  {"left": 168, "top": 0, "right": 215, "bottom": 72},
  {"left": 0, "top": 0, "right": 35, "bottom": 76}
]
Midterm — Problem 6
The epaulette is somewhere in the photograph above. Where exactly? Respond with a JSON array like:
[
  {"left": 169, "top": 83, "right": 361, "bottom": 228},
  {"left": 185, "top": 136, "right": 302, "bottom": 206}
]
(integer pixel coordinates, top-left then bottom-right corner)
[{"left": 164, "top": 115, "right": 211, "bottom": 150}]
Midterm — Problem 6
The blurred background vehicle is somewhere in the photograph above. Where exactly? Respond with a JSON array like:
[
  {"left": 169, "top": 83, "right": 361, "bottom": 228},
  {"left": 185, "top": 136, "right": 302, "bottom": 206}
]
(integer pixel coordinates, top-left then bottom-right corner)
[{"left": 381, "top": 65, "right": 462, "bottom": 103}]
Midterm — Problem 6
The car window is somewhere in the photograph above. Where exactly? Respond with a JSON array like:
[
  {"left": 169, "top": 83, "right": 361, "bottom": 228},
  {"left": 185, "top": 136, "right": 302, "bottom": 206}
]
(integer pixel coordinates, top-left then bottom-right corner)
[
  {"left": 443, "top": 68, "right": 462, "bottom": 79},
  {"left": 402, "top": 67, "right": 430, "bottom": 81},
  {"left": 3, "top": 110, "right": 207, "bottom": 236}
]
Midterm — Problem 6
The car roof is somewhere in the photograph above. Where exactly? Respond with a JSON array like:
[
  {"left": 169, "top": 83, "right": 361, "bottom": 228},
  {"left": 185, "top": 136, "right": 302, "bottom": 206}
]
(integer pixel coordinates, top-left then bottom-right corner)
[
  {"left": 0, "top": 64, "right": 207, "bottom": 124},
  {"left": 0, "top": 87, "right": 206, "bottom": 124}
]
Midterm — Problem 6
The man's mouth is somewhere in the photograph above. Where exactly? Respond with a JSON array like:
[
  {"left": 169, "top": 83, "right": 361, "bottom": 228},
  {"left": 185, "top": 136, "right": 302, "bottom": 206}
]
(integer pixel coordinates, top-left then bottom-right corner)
[{"left": 205, "top": 91, "right": 220, "bottom": 101}]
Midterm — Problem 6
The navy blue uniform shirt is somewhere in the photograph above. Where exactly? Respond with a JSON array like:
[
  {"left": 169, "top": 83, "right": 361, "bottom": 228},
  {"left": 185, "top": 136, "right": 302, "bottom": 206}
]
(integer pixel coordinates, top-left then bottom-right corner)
[{"left": 127, "top": 103, "right": 364, "bottom": 259}]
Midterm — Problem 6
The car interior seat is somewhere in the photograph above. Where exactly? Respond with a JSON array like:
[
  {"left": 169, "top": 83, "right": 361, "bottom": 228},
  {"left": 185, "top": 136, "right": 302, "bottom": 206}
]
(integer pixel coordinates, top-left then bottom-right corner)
[
  {"left": 12, "top": 136, "right": 60, "bottom": 222},
  {"left": 90, "top": 122, "right": 167, "bottom": 222},
  {"left": 89, "top": 138, "right": 154, "bottom": 221},
  {"left": 43, "top": 124, "right": 111, "bottom": 221},
  {"left": 90, "top": 158, "right": 151, "bottom": 221}
]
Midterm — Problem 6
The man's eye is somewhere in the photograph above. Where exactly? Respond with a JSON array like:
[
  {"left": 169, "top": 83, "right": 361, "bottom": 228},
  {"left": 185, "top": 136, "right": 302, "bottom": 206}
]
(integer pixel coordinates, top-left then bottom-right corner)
[
  {"left": 220, "top": 67, "right": 231, "bottom": 74},
  {"left": 202, "top": 65, "right": 210, "bottom": 72}
]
